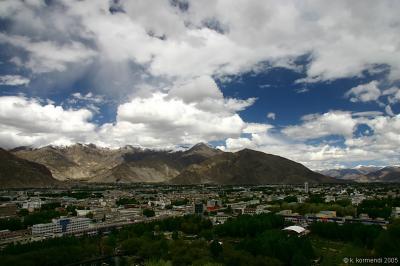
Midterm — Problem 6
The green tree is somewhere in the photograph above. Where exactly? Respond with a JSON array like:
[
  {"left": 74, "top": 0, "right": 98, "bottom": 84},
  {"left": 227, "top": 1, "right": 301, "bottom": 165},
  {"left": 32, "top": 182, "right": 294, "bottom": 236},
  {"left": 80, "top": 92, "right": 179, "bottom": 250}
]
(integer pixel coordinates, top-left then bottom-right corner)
[
  {"left": 210, "top": 240, "right": 223, "bottom": 258},
  {"left": 143, "top": 209, "right": 155, "bottom": 217},
  {"left": 374, "top": 220, "right": 400, "bottom": 257}
]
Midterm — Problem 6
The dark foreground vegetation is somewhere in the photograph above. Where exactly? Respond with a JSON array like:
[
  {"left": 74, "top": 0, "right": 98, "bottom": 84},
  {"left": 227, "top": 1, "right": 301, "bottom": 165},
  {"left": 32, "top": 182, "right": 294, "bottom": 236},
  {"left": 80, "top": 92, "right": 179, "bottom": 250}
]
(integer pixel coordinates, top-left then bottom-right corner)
[{"left": 0, "top": 214, "right": 399, "bottom": 266}]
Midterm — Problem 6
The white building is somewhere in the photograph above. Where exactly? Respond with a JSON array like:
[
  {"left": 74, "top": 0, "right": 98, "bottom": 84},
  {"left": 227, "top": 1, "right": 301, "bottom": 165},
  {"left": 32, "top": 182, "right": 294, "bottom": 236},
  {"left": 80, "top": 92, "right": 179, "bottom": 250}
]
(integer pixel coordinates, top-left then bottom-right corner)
[
  {"left": 325, "top": 195, "right": 336, "bottom": 203},
  {"left": 351, "top": 194, "right": 365, "bottom": 206},
  {"left": 22, "top": 198, "right": 43, "bottom": 211},
  {"left": 211, "top": 213, "right": 230, "bottom": 225},
  {"left": 392, "top": 207, "right": 400, "bottom": 219},
  {"left": 32, "top": 217, "right": 91, "bottom": 236},
  {"left": 304, "top": 182, "right": 309, "bottom": 193}
]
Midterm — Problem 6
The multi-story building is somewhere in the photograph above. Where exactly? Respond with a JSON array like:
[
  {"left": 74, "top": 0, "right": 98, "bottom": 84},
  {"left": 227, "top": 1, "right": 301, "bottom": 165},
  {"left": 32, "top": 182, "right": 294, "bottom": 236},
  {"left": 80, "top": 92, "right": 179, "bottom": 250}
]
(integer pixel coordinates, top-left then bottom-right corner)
[
  {"left": 324, "top": 195, "right": 336, "bottom": 203},
  {"left": 22, "top": 198, "right": 43, "bottom": 211},
  {"left": 351, "top": 194, "right": 365, "bottom": 206},
  {"left": 31, "top": 217, "right": 91, "bottom": 236},
  {"left": 243, "top": 207, "right": 256, "bottom": 215},
  {"left": 211, "top": 213, "right": 230, "bottom": 225}
]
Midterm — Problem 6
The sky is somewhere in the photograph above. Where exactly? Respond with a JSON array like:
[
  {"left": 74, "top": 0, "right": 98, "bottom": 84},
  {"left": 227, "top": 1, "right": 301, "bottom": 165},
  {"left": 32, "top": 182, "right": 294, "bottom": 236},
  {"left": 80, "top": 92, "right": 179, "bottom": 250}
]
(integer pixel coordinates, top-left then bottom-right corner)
[{"left": 0, "top": 0, "right": 400, "bottom": 170}]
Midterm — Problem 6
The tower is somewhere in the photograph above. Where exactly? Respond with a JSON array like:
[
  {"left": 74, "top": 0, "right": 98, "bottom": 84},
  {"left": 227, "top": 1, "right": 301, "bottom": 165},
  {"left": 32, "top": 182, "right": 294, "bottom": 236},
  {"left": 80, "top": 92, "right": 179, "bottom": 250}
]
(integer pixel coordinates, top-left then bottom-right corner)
[{"left": 304, "top": 182, "right": 309, "bottom": 193}]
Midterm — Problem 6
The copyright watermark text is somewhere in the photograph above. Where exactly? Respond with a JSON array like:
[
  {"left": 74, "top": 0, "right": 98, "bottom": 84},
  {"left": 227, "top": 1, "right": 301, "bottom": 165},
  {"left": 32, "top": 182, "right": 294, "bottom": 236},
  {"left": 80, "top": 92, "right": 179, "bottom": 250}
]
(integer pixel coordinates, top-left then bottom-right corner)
[{"left": 343, "top": 257, "right": 399, "bottom": 264}]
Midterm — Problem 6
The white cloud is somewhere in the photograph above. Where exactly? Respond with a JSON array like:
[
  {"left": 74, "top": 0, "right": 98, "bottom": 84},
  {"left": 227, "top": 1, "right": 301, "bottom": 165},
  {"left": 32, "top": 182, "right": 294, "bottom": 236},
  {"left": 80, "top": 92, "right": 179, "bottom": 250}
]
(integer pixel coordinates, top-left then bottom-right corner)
[
  {"left": 1, "top": 1, "right": 400, "bottom": 169},
  {"left": 105, "top": 92, "right": 247, "bottom": 147},
  {"left": 385, "top": 105, "right": 395, "bottom": 116},
  {"left": 243, "top": 123, "right": 272, "bottom": 134},
  {"left": 383, "top": 86, "right": 400, "bottom": 105},
  {"left": 0, "top": 75, "right": 30, "bottom": 86},
  {"left": 0, "top": 95, "right": 96, "bottom": 148},
  {"left": 267, "top": 112, "right": 276, "bottom": 120},
  {"left": 219, "top": 109, "right": 400, "bottom": 169},
  {"left": 168, "top": 76, "right": 222, "bottom": 103},
  {"left": 2, "top": 93, "right": 400, "bottom": 170},
  {"left": 352, "top": 111, "right": 384, "bottom": 117},
  {"left": 345, "top": 81, "right": 381, "bottom": 103},
  {"left": 0, "top": 33, "right": 96, "bottom": 73},
  {"left": 282, "top": 111, "right": 356, "bottom": 141},
  {"left": 344, "top": 82, "right": 398, "bottom": 116},
  {"left": 71, "top": 92, "right": 105, "bottom": 104},
  {"left": 0, "top": 74, "right": 255, "bottom": 149},
  {"left": 2, "top": 1, "right": 400, "bottom": 85}
]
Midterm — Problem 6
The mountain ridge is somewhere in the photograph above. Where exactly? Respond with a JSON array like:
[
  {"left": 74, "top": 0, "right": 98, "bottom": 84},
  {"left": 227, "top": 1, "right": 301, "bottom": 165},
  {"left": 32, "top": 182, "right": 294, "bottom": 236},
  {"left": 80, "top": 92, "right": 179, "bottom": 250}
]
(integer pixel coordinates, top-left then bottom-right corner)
[
  {"left": 171, "top": 148, "right": 339, "bottom": 184},
  {"left": 8, "top": 143, "right": 341, "bottom": 185},
  {"left": 320, "top": 166, "right": 400, "bottom": 183},
  {"left": 0, "top": 148, "right": 60, "bottom": 188}
]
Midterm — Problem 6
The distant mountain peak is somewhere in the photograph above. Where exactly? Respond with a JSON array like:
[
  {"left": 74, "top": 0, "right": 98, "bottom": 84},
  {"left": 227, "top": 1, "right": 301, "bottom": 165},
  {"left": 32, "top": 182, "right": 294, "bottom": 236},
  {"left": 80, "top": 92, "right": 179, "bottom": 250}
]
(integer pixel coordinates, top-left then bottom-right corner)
[
  {"left": 171, "top": 147, "right": 339, "bottom": 185},
  {"left": 189, "top": 142, "right": 213, "bottom": 150},
  {"left": 184, "top": 143, "right": 222, "bottom": 157},
  {"left": 7, "top": 143, "right": 348, "bottom": 185},
  {"left": 8, "top": 146, "right": 32, "bottom": 152}
]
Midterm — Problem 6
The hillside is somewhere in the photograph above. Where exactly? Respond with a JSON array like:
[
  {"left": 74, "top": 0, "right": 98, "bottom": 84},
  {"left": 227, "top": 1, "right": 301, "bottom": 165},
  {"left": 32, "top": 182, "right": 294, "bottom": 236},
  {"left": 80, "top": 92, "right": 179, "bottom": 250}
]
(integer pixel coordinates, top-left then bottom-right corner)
[
  {"left": 366, "top": 166, "right": 400, "bottom": 182},
  {"left": 13, "top": 143, "right": 222, "bottom": 183},
  {"left": 11, "top": 144, "right": 343, "bottom": 185},
  {"left": 320, "top": 166, "right": 400, "bottom": 183},
  {"left": 171, "top": 148, "right": 338, "bottom": 185},
  {"left": 0, "top": 148, "right": 60, "bottom": 188}
]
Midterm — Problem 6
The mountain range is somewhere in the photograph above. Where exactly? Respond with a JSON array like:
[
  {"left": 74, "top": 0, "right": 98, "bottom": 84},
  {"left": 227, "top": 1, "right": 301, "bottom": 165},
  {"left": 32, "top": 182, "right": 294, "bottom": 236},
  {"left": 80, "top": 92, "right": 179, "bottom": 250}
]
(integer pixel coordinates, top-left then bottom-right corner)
[
  {"left": 7, "top": 143, "right": 338, "bottom": 186},
  {"left": 319, "top": 166, "right": 400, "bottom": 183},
  {"left": 0, "top": 148, "right": 60, "bottom": 188},
  {"left": 171, "top": 148, "right": 335, "bottom": 184}
]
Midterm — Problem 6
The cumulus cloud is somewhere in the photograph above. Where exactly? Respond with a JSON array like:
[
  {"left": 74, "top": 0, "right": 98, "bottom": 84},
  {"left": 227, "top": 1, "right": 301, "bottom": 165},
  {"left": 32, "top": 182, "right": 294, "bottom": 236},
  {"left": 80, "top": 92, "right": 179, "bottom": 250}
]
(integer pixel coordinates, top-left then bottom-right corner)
[
  {"left": 70, "top": 92, "right": 105, "bottom": 104},
  {"left": 168, "top": 76, "right": 222, "bottom": 103},
  {"left": 1, "top": 1, "right": 400, "bottom": 169},
  {"left": 344, "top": 81, "right": 398, "bottom": 116},
  {"left": 222, "top": 111, "right": 400, "bottom": 169},
  {"left": 282, "top": 111, "right": 357, "bottom": 141},
  {"left": 0, "top": 95, "right": 96, "bottom": 148},
  {"left": 0, "top": 33, "right": 97, "bottom": 73},
  {"left": 267, "top": 112, "right": 276, "bottom": 120},
  {"left": 345, "top": 81, "right": 381, "bottom": 103},
  {"left": 0, "top": 87, "right": 252, "bottom": 149},
  {"left": 1, "top": 1, "right": 400, "bottom": 88},
  {"left": 383, "top": 86, "right": 400, "bottom": 105},
  {"left": 0, "top": 75, "right": 30, "bottom": 86},
  {"left": 104, "top": 92, "right": 247, "bottom": 147}
]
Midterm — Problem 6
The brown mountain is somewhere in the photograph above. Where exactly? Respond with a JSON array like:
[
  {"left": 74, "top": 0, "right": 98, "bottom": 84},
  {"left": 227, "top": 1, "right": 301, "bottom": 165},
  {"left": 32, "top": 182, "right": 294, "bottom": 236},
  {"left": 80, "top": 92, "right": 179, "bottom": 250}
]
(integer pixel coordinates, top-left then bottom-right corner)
[
  {"left": 320, "top": 166, "right": 400, "bottom": 182},
  {"left": 12, "top": 143, "right": 339, "bottom": 184},
  {"left": 13, "top": 144, "right": 123, "bottom": 181},
  {"left": 170, "top": 148, "right": 338, "bottom": 185},
  {"left": 12, "top": 143, "right": 222, "bottom": 183},
  {"left": 0, "top": 148, "right": 60, "bottom": 188},
  {"left": 366, "top": 166, "right": 400, "bottom": 182}
]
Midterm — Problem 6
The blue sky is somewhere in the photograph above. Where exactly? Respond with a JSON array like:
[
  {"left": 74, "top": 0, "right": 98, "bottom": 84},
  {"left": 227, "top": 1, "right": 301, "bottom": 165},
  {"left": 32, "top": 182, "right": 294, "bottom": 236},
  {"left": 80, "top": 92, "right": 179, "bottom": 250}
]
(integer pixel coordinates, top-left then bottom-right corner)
[{"left": 0, "top": 0, "right": 400, "bottom": 170}]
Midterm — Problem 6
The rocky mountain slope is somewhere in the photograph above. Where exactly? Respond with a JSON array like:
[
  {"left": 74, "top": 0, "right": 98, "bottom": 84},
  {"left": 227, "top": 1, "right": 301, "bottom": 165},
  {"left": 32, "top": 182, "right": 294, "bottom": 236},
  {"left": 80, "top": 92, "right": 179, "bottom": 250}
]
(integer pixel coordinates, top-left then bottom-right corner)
[
  {"left": 12, "top": 143, "right": 222, "bottom": 183},
  {"left": 171, "top": 149, "right": 338, "bottom": 184},
  {"left": 0, "top": 148, "right": 60, "bottom": 188},
  {"left": 11, "top": 143, "right": 339, "bottom": 184},
  {"left": 320, "top": 166, "right": 400, "bottom": 182},
  {"left": 366, "top": 166, "right": 400, "bottom": 182}
]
